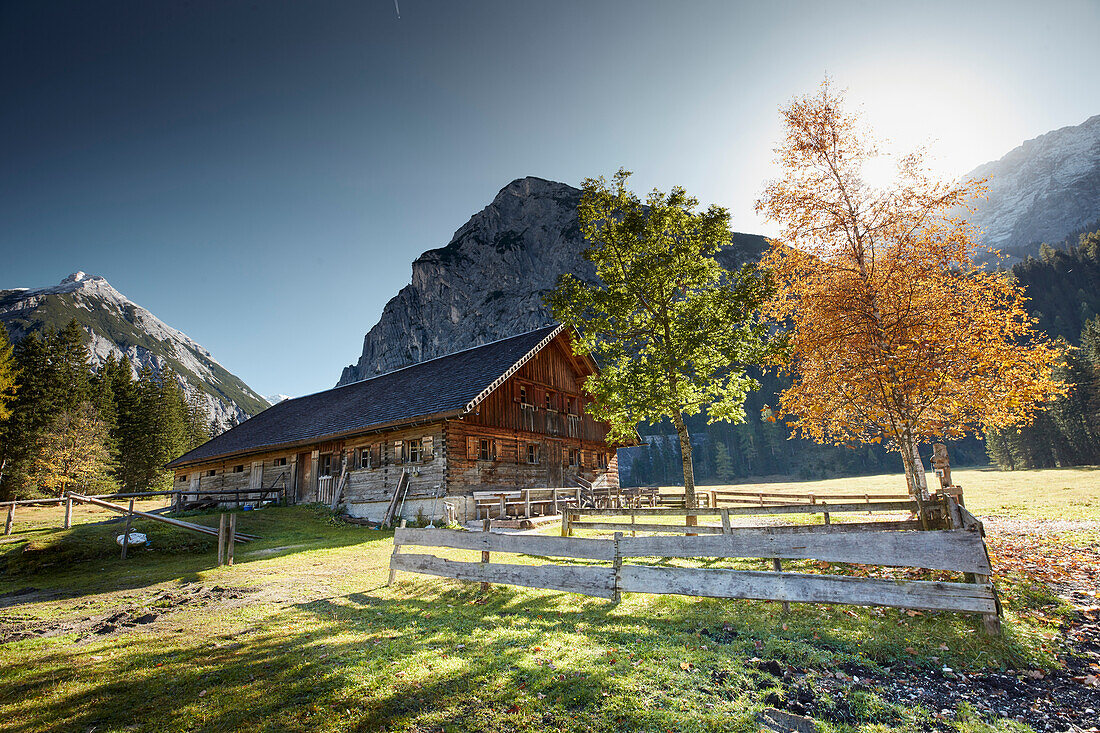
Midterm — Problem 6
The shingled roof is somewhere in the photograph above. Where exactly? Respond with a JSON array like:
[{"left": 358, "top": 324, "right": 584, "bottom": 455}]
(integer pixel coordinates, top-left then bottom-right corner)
[{"left": 168, "top": 324, "right": 564, "bottom": 468}]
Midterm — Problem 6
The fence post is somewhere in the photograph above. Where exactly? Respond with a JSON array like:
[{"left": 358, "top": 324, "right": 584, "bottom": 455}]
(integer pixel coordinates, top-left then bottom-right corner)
[
  {"left": 120, "top": 498, "right": 135, "bottom": 559},
  {"left": 772, "top": 558, "right": 790, "bottom": 613},
  {"left": 630, "top": 512, "right": 636, "bottom": 537},
  {"left": 480, "top": 518, "right": 491, "bottom": 593},
  {"left": 561, "top": 511, "right": 570, "bottom": 537},
  {"left": 64, "top": 496, "right": 73, "bottom": 529},
  {"left": 721, "top": 508, "right": 731, "bottom": 535},
  {"left": 822, "top": 501, "right": 831, "bottom": 526},
  {"left": 4, "top": 504, "right": 14, "bottom": 536},
  {"left": 227, "top": 513, "right": 236, "bottom": 566},
  {"left": 611, "top": 532, "right": 622, "bottom": 604},
  {"left": 387, "top": 518, "right": 408, "bottom": 586},
  {"left": 524, "top": 490, "right": 531, "bottom": 518},
  {"left": 217, "top": 513, "right": 226, "bottom": 566}
]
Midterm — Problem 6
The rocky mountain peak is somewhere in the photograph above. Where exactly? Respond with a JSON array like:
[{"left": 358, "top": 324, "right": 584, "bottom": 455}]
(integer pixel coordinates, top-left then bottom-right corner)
[
  {"left": 337, "top": 176, "right": 768, "bottom": 385},
  {"left": 0, "top": 273, "right": 269, "bottom": 431},
  {"left": 965, "top": 114, "right": 1100, "bottom": 258}
]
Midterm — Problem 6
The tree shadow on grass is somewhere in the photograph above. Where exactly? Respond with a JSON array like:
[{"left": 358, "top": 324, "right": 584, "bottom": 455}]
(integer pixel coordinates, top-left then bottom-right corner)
[
  {"left": 1, "top": 570, "right": 1050, "bottom": 733},
  {"left": 0, "top": 506, "right": 394, "bottom": 601}
]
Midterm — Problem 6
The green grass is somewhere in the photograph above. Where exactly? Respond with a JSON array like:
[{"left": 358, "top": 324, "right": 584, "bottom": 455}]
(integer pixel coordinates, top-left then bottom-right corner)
[
  {"left": 705, "top": 466, "right": 1100, "bottom": 522},
  {"left": 0, "top": 497, "right": 1076, "bottom": 733}
]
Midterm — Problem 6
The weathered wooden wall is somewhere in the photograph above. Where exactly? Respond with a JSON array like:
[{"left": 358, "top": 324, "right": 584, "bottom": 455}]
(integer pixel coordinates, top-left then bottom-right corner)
[{"left": 171, "top": 332, "right": 622, "bottom": 513}]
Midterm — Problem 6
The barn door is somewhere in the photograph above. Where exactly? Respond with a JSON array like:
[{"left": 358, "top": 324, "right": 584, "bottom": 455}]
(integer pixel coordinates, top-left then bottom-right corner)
[
  {"left": 250, "top": 461, "right": 263, "bottom": 491},
  {"left": 546, "top": 440, "right": 563, "bottom": 488},
  {"left": 296, "top": 452, "right": 311, "bottom": 502}
]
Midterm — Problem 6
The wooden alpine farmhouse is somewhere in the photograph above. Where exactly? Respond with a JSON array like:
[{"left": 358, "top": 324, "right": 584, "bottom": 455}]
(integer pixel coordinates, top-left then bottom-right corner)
[{"left": 166, "top": 325, "right": 626, "bottom": 522}]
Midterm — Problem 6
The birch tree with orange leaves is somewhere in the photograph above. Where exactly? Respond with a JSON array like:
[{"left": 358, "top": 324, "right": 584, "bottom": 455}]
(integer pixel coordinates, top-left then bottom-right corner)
[{"left": 755, "top": 81, "right": 1064, "bottom": 506}]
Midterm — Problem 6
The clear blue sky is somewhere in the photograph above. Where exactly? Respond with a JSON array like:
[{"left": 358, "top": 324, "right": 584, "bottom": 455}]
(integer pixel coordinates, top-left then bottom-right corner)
[{"left": 2, "top": 1, "right": 1098, "bottom": 398}]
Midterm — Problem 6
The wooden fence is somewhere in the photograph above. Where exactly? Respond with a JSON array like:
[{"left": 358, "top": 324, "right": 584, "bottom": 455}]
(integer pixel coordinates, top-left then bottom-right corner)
[
  {"left": 562, "top": 498, "right": 923, "bottom": 536},
  {"left": 389, "top": 495, "right": 1000, "bottom": 633}
]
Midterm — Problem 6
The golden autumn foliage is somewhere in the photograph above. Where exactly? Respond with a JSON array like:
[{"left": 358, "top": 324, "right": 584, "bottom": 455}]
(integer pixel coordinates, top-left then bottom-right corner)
[{"left": 755, "top": 81, "right": 1065, "bottom": 499}]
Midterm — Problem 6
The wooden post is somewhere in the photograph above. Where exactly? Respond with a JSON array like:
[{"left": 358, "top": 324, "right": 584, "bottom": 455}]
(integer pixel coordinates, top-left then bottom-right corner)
[
  {"left": 611, "top": 532, "right": 622, "bottom": 604},
  {"left": 773, "top": 558, "right": 790, "bottom": 613},
  {"left": 498, "top": 494, "right": 506, "bottom": 519},
  {"left": 480, "top": 518, "right": 491, "bottom": 593},
  {"left": 710, "top": 490, "right": 717, "bottom": 509},
  {"left": 217, "top": 513, "right": 227, "bottom": 566},
  {"left": 523, "top": 489, "right": 531, "bottom": 518},
  {"left": 932, "top": 442, "right": 952, "bottom": 489},
  {"left": 387, "top": 519, "right": 407, "bottom": 586},
  {"left": 721, "top": 508, "right": 731, "bottom": 535},
  {"left": 630, "top": 512, "right": 636, "bottom": 537},
  {"left": 4, "top": 504, "right": 14, "bottom": 536},
  {"left": 822, "top": 501, "right": 831, "bottom": 525},
  {"left": 227, "top": 513, "right": 236, "bottom": 566},
  {"left": 120, "top": 499, "right": 135, "bottom": 559},
  {"left": 561, "top": 511, "right": 570, "bottom": 537},
  {"left": 64, "top": 496, "right": 73, "bottom": 529}
]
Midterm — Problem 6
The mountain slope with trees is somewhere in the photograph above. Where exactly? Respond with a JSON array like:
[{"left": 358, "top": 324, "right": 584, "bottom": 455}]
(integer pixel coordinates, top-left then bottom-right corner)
[
  {"left": 0, "top": 320, "right": 209, "bottom": 500},
  {"left": 0, "top": 272, "right": 269, "bottom": 432}
]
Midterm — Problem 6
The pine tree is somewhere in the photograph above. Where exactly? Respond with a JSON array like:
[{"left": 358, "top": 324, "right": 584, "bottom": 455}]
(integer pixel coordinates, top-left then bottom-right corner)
[
  {"left": 0, "top": 325, "right": 17, "bottom": 423},
  {"left": 714, "top": 441, "right": 735, "bottom": 484}
]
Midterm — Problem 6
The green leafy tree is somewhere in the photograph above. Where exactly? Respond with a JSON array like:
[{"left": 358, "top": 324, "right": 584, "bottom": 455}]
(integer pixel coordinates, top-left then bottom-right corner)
[
  {"left": 548, "top": 169, "right": 778, "bottom": 517},
  {"left": 30, "top": 402, "right": 115, "bottom": 496}
]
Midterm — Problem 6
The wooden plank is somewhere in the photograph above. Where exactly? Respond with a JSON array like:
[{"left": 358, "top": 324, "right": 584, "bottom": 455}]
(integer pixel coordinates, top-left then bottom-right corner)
[
  {"left": 619, "top": 566, "right": 997, "bottom": 614},
  {"left": 710, "top": 490, "right": 908, "bottom": 501},
  {"left": 568, "top": 521, "right": 726, "bottom": 535},
  {"left": 394, "top": 527, "right": 615, "bottom": 561},
  {"left": 617, "top": 529, "right": 991, "bottom": 574},
  {"left": 575, "top": 501, "right": 918, "bottom": 518},
  {"left": 390, "top": 553, "right": 617, "bottom": 599},
  {"left": 69, "top": 494, "right": 253, "bottom": 542}
]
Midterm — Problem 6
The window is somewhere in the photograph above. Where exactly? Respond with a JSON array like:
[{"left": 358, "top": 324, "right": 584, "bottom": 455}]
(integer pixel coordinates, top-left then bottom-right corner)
[
  {"left": 319, "top": 454, "right": 332, "bottom": 476},
  {"left": 178, "top": 474, "right": 188, "bottom": 483},
  {"left": 406, "top": 438, "right": 422, "bottom": 463},
  {"left": 357, "top": 447, "right": 371, "bottom": 469},
  {"left": 598, "top": 453, "right": 608, "bottom": 469},
  {"left": 478, "top": 438, "right": 494, "bottom": 461},
  {"left": 274, "top": 457, "right": 287, "bottom": 467},
  {"left": 545, "top": 391, "right": 556, "bottom": 410},
  {"left": 519, "top": 385, "right": 530, "bottom": 405},
  {"left": 568, "top": 449, "right": 578, "bottom": 467},
  {"left": 233, "top": 465, "right": 244, "bottom": 473},
  {"left": 207, "top": 469, "right": 216, "bottom": 477},
  {"left": 527, "top": 444, "right": 539, "bottom": 464}
]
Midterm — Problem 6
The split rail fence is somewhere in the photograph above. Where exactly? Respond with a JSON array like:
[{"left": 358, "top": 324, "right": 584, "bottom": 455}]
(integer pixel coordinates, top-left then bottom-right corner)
[{"left": 389, "top": 493, "right": 1000, "bottom": 634}]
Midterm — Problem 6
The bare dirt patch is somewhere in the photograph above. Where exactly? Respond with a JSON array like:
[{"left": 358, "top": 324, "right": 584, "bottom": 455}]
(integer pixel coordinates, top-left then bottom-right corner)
[{"left": 0, "top": 583, "right": 259, "bottom": 644}]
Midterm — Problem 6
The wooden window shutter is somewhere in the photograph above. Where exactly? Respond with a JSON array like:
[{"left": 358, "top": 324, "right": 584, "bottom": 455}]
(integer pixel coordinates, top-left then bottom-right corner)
[
  {"left": 393, "top": 440, "right": 404, "bottom": 463},
  {"left": 370, "top": 443, "right": 380, "bottom": 467},
  {"left": 493, "top": 439, "right": 501, "bottom": 461},
  {"left": 467, "top": 436, "right": 478, "bottom": 461},
  {"left": 422, "top": 435, "right": 433, "bottom": 460},
  {"left": 513, "top": 382, "right": 521, "bottom": 403}
]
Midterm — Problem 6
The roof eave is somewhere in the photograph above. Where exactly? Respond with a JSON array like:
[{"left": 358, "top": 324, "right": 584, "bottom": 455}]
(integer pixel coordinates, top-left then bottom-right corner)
[{"left": 165, "top": 409, "right": 464, "bottom": 470}]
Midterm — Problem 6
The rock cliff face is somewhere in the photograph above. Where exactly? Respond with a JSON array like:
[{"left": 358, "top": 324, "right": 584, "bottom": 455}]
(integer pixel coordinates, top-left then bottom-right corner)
[
  {"left": 338, "top": 177, "right": 768, "bottom": 384},
  {"left": 965, "top": 114, "right": 1100, "bottom": 258},
  {"left": 0, "top": 272, "right": 270, "bottom": 431}
]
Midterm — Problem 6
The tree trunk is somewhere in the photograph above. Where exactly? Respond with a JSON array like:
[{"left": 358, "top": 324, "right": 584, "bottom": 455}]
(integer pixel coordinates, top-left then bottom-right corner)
[
  {"left": 899, "top": 430, "right": 930, "bottom": 527},
  {"left": 671, "top": 411, "right": 697, "bottom": 527}
]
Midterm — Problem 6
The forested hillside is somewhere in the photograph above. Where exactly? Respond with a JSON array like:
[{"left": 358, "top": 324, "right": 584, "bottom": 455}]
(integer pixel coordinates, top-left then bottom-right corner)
[
  {"left": 0, "top": 320, "right": 210, "bottom": 501},
  {"left": 984, "top": 229, "right": 1100, "bottom": 469}
]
